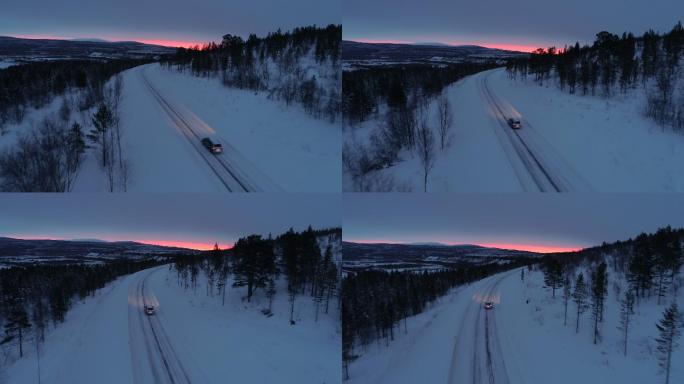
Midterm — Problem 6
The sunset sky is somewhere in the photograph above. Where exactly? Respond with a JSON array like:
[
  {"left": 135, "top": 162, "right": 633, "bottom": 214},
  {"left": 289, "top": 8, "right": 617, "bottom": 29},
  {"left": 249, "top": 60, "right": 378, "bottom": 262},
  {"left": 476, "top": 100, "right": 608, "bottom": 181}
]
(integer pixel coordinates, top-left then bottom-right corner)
[
  {"left": 1, "top": 0, "right": 340, "bottom": 48},
  {"left": 343, "top": 194, "right": 684, "bottom": 253},
  {"left": 344, "top": 0, "right": 683, "bottom": 52},
  {"left": 0, "top": 194, "right": 340, "bottom": 250}
]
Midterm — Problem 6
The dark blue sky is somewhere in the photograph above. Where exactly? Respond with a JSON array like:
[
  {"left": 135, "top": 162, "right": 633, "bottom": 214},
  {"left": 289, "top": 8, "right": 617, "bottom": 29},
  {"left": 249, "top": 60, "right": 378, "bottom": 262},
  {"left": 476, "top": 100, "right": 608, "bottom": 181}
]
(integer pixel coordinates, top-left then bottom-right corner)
[
  {"left": 0, "top": 194, "right": 340, "bottom": 249},
  {"left": 344, "top": 0, "right": 683, "bottom": 52},
  {"left": 1, "top": 0, "right": 340, "bottom": 47},
  {"left": 344, "top": 194, "right": 684, "bottom": 253}
]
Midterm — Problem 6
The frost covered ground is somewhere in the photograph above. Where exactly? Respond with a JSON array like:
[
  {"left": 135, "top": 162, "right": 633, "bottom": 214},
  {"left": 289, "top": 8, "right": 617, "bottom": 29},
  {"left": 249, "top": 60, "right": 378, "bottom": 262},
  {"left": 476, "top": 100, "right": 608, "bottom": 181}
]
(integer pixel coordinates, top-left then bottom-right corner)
[
  {"left": 2, "top": 265, "right": 340, "bottom": 384},
  {"left": 344, "top": 68, "right": 684, "bottom": 192},
  {"left": 136, "top": 64, "right": 341, "bottom": 192},
  {"left": 1, "top": 62, "right": 340, "bottom": 192},
  {"left": 347, "top": 268, "right": 683, "bottom": 384}
]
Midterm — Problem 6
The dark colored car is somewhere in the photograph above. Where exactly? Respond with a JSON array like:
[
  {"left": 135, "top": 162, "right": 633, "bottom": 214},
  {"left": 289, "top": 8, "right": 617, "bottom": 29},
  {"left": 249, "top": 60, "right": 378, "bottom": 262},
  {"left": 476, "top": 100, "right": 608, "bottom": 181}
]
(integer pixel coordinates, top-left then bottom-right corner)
[
  {"left": 201, "top": 138, "right": 223, "bottom": 154},
  {"left": 145, "top": 305, "right": 155, "bottom": 315},
  {"left": 507, "top": 118, "right": 522, "bottom": 129},
  {"left": 484, "top": 301, "right": 494, "bottom": 310}
]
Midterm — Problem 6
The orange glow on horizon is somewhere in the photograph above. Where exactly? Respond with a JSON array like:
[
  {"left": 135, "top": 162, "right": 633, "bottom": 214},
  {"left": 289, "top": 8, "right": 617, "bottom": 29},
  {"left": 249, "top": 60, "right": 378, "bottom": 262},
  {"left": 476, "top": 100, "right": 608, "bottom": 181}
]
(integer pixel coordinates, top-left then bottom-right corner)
[
  {"left": 129, "top": 39, "right": 204, "bottom": 48},
  {"left": 348, "top": 239, "right": 582, "bottom": 254},
  {"left": 475, "top": 243, "right": 581, "bottom": 254},
  {"left": 6, "top": 234, "right": 230, "bottom": 251},
  {"left": 348, "top": 38, "right": 543, "bottom": 53},
  {"left": 135, "top": 239, "right": 232, "bottom": 251},
  {"left": 473, "top": 43, "right": 539, "bottom": 53},
  {"left": 9, "top": 34, "right": 204, "bottom": 48}
]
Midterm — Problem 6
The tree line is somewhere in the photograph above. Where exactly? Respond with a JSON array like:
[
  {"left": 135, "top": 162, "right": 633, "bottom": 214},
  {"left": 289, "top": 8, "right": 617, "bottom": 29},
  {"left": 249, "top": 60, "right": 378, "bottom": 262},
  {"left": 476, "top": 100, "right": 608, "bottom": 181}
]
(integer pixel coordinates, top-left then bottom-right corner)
[
  {"left": 0, "top": 58, "right": 149, "bottom": 131},
  {"left": 0, "top": 58, "right": 138, "bottom": 192},
  {"left": 539, "top": 226, "right": 683, "bottom": 384},
  {"left": 506, "top": 22, "right": 684, "bottom": 130},
  {"left": 0, "top": 258, "right": 168, "bottom": 361},
  {"left": 171, "top": 227, "right": 341, "bottom": 323},
  {"left": 0, "top": 75, "right": 129, "bottom": 192},
  {"left": 343, "top": 62, "right": 498, "bottom": 191},
  {"left": 341, "top": 259, "right": 532, "bottom": 380},
  {"left": 161, "top": 24, "right": 341, "bottom": 123}
]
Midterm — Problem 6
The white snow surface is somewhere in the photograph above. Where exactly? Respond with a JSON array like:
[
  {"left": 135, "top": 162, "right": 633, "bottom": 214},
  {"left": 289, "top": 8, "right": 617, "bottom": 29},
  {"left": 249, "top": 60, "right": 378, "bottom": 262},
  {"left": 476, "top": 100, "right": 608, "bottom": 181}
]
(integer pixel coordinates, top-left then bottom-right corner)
[
  {"left": 1, "top": 62, "right": 340, "bottom": 192},
  {"left": 3, "top": 265, "right": 340, "bottom": 384},
  {"left": 120, "top": 64, "right": 340, "bottom": 192},
  {"left": 344, "top": 68, "right": 684, "bottom": 192},
  {"left": 348, "top": 268, "right": 683, "bottom": 384}
]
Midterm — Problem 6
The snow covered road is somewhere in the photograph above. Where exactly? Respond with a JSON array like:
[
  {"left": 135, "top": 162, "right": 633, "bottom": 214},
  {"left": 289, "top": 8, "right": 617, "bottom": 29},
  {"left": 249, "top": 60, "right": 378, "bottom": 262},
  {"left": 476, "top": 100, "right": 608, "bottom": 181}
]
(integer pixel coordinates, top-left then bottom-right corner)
[
  {"left": 447, "top": 270, "right": 521, "bottom": 384},
  {"left": 4, "top": 264, "right": 340, "bottom": 384},
  {"left": 347, "top": 270, "right": 521, "bottom": 384},
  {"left": 128, "top": 268, "right": 202, "bottom": 384},
  {"left": 139, "top": 69, "right": 280, "bottom": 192},
  {"left": 479, "top": 71, "right": 591, "bottom": 192}
]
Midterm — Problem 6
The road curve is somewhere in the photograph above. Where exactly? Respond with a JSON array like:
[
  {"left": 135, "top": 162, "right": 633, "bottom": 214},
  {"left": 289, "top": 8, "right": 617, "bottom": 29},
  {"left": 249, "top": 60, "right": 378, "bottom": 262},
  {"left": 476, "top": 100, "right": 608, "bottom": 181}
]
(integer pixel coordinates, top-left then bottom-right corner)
[
  {"left": 448, "top": 271, "right": 518, "bottom": 384},
  {"left": 479, "top": 70, "right": 592, "bottom": 192},
  {"left": 128, "top": 268, "right": 193, "bottom": 384},
  {"left": 139, "top": 68, "right": 282, "bottom": 192}
]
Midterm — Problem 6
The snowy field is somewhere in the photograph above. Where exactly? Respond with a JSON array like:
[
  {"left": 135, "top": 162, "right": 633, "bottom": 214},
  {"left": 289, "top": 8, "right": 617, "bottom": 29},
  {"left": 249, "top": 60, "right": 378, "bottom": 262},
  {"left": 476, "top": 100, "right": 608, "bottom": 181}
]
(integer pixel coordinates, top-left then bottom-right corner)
[
  {"left": 1, "top": 62, "right": 340, "bottom": 192},
  {"left": 135, "top": 64, "right": 341, "bottom": 192},
  {"left": 347, "top": 268, "right": 683, "bottom": 384},
  {"left": 2, "top": 265, "right": 340, "bottom": 384},
  {"left": 344, "top": 68, "right": 684, "bottom": 192}
]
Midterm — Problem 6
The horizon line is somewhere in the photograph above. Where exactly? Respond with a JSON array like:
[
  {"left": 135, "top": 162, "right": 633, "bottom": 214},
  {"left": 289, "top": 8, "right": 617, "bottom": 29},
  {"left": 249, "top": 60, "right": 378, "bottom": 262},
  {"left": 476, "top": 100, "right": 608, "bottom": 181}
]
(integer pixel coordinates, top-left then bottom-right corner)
[
  {"left": 1, "top": 234, "right": 230, "bottom": 251},
  {"left": 345, "top": 239, "right": 583, "bottom": 254},
  {"left": 5, "top": 34, "right": 203, "bottom": 48},
  {"left": 346, "top": 38, "right": 541, "bottom": 53}
]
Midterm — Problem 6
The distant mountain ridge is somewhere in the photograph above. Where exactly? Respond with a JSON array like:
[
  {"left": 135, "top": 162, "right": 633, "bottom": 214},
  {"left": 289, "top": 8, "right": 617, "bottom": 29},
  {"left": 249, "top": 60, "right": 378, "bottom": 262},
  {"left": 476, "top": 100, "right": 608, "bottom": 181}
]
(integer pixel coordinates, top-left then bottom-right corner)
[
  {"left": 342, "top": 40, "right": 528, "bottom": 65},
  {"left": 343, "top": 241, "right": 541, "bottom": 262},
  {"left": 0, "top": 236, "right": 196, "bottom": 258},
  {"left": 0, "top": 35, "right": 176, "bottom": 58}
]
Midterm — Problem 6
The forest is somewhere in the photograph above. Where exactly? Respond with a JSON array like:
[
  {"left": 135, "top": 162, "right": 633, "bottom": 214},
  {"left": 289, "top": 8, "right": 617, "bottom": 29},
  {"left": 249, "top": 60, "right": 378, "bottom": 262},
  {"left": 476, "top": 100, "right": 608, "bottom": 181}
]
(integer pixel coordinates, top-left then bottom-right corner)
[
  {"left": 539, "top": 226, "right": 684, "bottom": 383},
  {"left": 506, "top": 22, "right": 684, "bottom": 130},
  {"left": 0, "top": 258, "right": 169, "bottom": 360},
  {"left": 0, "top": 59, "right": 143, "bottom": 192},
  {"left": 161, "top": 24, "right": 342, "bottom": 123},
  {"left": 1, "top": 226, "right": 341, "bottom": 368},
  {"left": 342, "top": 62, "right": 499, "bottom": 191},
  {"left": 170, "top": 227, "right": 341, "bottom": 323},
  {"left": 341, "top": 259, "right": 532, "bottom": 379},
  {"left": 0, "top": 59, "right": 149, "bottom": 130}
]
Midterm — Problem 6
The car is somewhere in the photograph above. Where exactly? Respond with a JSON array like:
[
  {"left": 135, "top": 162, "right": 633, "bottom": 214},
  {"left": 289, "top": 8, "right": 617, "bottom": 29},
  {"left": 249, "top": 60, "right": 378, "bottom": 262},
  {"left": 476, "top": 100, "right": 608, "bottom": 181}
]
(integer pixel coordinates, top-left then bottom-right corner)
[
  {"left": 484, "top": 301, "right": 494, "bottom": 310},
  {"left": 144, "top": 305, "right": 155, "bottom": 315},
  {"left": 201, "top": 137, "right": 223, "bottom": 154},
  {"left": 507, "top": 118, "right": 522, "bottom": 129}
]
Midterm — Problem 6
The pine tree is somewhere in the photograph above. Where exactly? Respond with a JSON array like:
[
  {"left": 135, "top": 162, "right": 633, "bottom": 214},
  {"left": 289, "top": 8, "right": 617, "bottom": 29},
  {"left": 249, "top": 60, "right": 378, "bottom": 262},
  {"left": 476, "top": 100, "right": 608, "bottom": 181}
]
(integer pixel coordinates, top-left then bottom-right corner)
[
  {"left": 281, "top": 228, "right": 300, "bottom": 324},
  {"left": 618, "top": 290, "right": 635, "bottom": 356},
  {"left": 563, "top": 275, "right": 571, "bottom": 326},
  {"left": 89, "top": 104, "right": 114, "bottom": 168},
  {"left": 231, "top": 235, "right": 275, "bottom": 302},
  {"left": 591, "top": 262, "right": 608, "bottom": 344},
  {"left": 323, "top": 246, "right": 338, "bottom": 314},
  {"left": 573, "top": 273, "right": 588, "bottom": 333},
  {"left": 543, "top": 258, "right": 563, "bottom": 298},
  {"left": 628, "top": 235, "right": 654, "bottom": 298},
  {"left": 2, "top": 305, "right": 31, "bottom": 357},
  {"left": 655, "top": 303, "right": 683, "bottom": 384}
]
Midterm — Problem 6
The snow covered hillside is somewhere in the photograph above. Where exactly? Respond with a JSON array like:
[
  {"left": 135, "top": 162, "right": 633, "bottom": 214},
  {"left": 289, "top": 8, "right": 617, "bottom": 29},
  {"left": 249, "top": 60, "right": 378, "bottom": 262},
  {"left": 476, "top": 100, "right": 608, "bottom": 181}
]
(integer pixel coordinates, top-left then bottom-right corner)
[
  {"left": 344, "top": 67, "right": 684, "bottom": 192},
  {"left": 1, "top": 265, "right": 340, "bottom": 384},
  {"left": 0, "top": 61, "right": 340, "bottom": 192},
  {"left": 109, "top": 63, "right": 340, "bottom": 192},
  {"left": 346, "top": 266, "right": 683, "bottom": 384}
]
